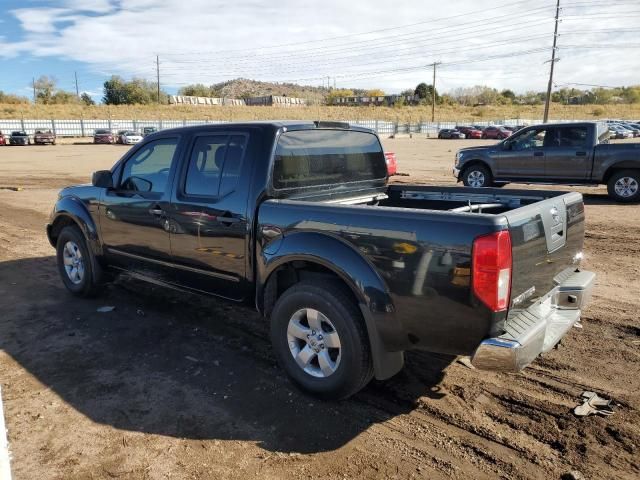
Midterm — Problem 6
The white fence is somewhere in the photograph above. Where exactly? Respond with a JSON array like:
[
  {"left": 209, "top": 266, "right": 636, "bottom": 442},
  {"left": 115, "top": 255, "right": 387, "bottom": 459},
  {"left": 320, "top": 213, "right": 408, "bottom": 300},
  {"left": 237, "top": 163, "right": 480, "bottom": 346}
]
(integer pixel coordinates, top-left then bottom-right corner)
[{"left": 0, "top": 118, "right": 554, "bottom": 137}]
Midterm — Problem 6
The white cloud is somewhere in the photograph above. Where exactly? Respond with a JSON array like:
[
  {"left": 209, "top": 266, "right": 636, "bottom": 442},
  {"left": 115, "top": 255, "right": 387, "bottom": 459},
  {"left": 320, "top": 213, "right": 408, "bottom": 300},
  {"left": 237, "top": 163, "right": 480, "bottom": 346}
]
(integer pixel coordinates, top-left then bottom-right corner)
[{"left": 1, "top": 0, "right": 638, "bottom": 94}]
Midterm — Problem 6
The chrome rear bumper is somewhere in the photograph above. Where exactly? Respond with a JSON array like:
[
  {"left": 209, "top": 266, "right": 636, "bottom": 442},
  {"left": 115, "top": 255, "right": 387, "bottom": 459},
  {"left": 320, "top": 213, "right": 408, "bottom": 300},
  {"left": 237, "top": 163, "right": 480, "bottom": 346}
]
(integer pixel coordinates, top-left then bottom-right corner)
[{"left": 471, "top": 269, "right": 595, "bottom": 372}]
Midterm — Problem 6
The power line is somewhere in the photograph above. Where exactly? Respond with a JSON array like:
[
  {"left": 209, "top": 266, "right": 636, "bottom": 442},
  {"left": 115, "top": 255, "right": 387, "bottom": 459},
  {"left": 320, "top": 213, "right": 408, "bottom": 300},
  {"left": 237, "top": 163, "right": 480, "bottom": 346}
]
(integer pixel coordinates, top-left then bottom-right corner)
[{"left": 160, "top": 0, "right": 555, "bottom": 58}]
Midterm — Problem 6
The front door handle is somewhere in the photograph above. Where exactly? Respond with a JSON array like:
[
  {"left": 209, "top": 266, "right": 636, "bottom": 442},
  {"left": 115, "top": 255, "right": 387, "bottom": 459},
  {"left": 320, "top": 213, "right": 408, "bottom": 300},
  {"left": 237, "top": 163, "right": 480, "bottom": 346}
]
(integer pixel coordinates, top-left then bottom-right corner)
[
  {"left": 575, "top": 151, "right": 587, "bottom": 156},
  {"left": 533, "top": 151, "right": 544, "bottom": 157},
  {"left": 149, "top": 207, "right": 164, "bottom": 216},
  {"left": 219, "top": 212, "right": 240, "bottom": 225}
]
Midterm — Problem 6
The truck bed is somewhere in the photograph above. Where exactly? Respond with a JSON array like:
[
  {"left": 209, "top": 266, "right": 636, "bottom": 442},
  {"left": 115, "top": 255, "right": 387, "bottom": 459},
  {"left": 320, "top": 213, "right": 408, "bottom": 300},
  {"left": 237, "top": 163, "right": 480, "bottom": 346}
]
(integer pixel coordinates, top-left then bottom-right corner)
[{"left": 259, "top": 184, "right": 585, "bottom": 355}]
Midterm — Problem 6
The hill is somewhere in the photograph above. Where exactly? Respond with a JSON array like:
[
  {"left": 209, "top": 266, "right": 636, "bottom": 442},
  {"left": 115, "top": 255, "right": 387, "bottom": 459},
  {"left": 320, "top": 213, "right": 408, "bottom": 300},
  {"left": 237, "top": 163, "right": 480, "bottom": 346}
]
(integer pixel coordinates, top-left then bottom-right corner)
[{"left": 209, "top": 78, "right": 328, "bottom": 103}]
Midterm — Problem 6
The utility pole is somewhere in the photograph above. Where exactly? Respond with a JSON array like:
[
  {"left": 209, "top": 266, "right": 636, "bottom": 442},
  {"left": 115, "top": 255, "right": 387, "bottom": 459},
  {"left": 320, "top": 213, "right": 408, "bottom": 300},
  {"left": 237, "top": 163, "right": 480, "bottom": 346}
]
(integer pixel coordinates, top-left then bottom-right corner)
[
  {"left": 74, "top": 71, "right": 80, "bottom": 97},
  {"left": 32, "top": 77, "right": 36, "bottom": 104},
  {"left": 431, "top": 62, "right": 441, "bottom": 122},
  {"left": 156, "top": 55, "right": 161, "bottom": 104},
  {"left": 543, "top": 0, "right": 561, "bottom": 123},
  {"left": 327, "top": 76, "right": 330, "bottom": 90}
]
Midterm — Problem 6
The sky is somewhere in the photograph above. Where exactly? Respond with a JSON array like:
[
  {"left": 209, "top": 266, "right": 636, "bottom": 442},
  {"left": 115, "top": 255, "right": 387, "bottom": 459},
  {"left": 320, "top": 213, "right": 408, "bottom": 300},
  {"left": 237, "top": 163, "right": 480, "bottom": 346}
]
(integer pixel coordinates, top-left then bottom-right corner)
[{"left": 0, "top": 0, "right": 639, "bottom": 101}]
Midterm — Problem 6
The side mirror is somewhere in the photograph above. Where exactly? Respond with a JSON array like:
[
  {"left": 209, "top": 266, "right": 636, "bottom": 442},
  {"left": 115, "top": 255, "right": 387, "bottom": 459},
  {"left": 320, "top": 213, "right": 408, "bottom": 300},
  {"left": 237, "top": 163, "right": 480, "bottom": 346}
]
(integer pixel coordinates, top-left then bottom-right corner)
[
  {"left": 92, "top": 170, "right": 114, "bottom": 189},
  {"left": 503, "top": 141, "right": 512, "bottom": 150}
]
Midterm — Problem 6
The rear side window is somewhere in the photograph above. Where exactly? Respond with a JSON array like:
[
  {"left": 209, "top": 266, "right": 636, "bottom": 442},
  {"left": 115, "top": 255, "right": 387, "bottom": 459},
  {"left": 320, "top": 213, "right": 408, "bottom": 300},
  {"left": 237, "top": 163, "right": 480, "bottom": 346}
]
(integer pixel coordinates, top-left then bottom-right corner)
[
  {"left": 184, "top": 134, "right": 247, "bottom": 197},
  {"left": 273, "top": 129, "right": 386, "bottom": 190},
  {"left": 557, "top": 127, "right": 588, "bottom": 148},
  {"left": 184, "top": 135, "right": 228, "bottom": 196}
]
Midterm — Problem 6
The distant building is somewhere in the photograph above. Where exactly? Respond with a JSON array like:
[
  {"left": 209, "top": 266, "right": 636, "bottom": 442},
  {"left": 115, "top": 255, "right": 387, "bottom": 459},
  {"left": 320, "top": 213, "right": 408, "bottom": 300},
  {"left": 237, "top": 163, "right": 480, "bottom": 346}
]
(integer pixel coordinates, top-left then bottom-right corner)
[
  {"left": 244, "top": 95, "right": 307, "bottom": 107},
  {"left": 330, "top": 95, "right": 418, "bottom": 106},
  {"left": 169, "top": 95, "right": 245, "bottom": 106},
  {"left": 169, "top": 94, "right": 306, "bottom": 107}
]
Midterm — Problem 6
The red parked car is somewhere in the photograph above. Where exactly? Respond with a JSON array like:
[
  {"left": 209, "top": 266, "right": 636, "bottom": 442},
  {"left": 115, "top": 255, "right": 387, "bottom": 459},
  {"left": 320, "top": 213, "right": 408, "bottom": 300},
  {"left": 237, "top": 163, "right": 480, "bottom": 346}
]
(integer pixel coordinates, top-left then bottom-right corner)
[
  {"left": 482, "top": 126, "right": 512, "bottom": 140},
  {"left": 456, "top": 126, "right": 482, "bottom": 139},
  {"left": 93, "top": 129, "right": 114, "bottom": 144},
  {"left": 0, "top": 131, "right": 6, "bottom": 145},
  {"left": 384, "top": 152, "right": 397, "bottom": 176}
]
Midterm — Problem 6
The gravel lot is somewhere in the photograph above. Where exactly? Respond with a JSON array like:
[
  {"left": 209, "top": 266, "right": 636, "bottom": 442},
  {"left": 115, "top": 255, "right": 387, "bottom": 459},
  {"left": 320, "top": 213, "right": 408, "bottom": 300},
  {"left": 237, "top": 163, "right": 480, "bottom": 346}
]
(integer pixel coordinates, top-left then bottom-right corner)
[{"left": 0, "top": 138, "right": 638, "bottom": 479}]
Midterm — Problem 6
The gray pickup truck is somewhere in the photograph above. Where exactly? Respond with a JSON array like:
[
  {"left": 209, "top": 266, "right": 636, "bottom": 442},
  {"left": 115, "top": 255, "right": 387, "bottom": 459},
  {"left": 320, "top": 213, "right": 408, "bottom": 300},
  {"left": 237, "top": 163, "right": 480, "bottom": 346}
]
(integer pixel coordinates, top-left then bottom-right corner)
[{"left": 453, "top": 121, "right": 640, "bottom": 202}]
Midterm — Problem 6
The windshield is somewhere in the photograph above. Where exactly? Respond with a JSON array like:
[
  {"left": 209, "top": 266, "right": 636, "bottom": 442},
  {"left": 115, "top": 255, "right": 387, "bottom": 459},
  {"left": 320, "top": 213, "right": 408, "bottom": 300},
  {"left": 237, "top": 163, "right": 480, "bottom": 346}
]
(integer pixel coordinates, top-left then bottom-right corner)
[
  {"left": 96, "top": 129, "right": 110, "bottom": 134},
  {"left": 273, "top": 129, "right": 387, "bottom": 191}
]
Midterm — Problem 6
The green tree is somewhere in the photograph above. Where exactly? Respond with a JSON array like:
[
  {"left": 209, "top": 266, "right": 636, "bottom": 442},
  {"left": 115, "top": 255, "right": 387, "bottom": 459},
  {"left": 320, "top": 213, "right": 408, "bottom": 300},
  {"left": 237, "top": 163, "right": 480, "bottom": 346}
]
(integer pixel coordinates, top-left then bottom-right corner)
[
  {"left": 500, "top": 89, "right": 516, "bottom": 102},
  {"left": 178, "top": 83, "right": 212, "bottom": 97},
  {"left": 80, "top": 93, "right": 95, "bottom": 105},
  {"left": 50, "top": 91, "right": 78, "bottom": 104},
  {"left": 414, "top": 83, "right": 439, "bottom": 103},
  {"left": 103, "top": 76, "right": 166, "bottom": 105}
]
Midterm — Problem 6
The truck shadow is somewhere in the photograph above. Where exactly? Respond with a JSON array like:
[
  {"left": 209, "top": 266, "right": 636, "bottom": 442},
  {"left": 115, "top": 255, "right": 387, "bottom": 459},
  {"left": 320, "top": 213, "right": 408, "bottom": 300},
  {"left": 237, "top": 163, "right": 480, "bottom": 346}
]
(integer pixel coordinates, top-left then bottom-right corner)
[
  {"left": 581, "top": 193, "right": 635, "bottom": 206},
  {"left": 0, "top": 256, "right": 453, "bottom": 454}
]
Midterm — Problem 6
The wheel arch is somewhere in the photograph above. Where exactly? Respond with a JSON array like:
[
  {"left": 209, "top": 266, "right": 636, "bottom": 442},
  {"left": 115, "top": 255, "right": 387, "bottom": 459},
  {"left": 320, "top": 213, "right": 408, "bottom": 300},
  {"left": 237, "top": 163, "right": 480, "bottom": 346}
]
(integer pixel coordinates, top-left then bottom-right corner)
[
  {"left": 257, "top": 231, "right": 405, "bottom": 380},
  {"left": 47, "top": 196, "right": 102, "bottom": 257},
  {"left": 602, "top": 163, "right": 640, "bottom": 184},
  {"left": 460, "top": 159, "right": 493, "bottom": 177}
]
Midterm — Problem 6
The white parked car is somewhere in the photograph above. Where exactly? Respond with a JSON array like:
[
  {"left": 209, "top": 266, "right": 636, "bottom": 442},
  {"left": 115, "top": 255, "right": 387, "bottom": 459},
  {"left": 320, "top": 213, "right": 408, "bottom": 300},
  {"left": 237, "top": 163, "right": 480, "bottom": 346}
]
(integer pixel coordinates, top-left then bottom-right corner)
[{"left": 120, "top": 131, "right": 143, "bottom": 145}]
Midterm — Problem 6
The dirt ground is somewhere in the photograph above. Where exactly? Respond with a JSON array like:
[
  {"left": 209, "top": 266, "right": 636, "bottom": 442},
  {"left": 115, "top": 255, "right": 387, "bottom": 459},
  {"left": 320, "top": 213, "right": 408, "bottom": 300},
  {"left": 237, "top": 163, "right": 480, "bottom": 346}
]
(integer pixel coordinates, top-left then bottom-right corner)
[{"left": 0, "top": 138, "right": 638, "bottom": 480}]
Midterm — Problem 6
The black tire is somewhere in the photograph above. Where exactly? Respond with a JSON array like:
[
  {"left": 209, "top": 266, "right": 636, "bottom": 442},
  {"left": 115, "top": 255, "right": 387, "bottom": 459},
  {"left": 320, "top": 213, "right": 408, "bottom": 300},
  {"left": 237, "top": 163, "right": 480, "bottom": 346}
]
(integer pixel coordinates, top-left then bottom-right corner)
[
  {"left": 270, "top": 280, "right": 373, "bottom": 400},
  {"left": 462, "top": 164, "right": 493, "bottom": 188},
  {"left": 481, "top": 133, "right": 487, "bottom": 139},
  {"left": 607, "top": 169, "right": 640, "bottom": 203},
  {"left": 56, "top": 225, "right": 102, "bottom": 297},
  {"left": 437, "top": 134, "right": 443, "bottom": 139}
]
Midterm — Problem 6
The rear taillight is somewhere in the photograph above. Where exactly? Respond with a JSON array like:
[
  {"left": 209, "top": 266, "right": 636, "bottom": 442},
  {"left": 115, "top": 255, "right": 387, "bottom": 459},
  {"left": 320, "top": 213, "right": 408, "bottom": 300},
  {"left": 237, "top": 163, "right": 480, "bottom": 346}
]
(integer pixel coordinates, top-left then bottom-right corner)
[{"left": 472, "top": 230, "right": 512, "bottom": 312}]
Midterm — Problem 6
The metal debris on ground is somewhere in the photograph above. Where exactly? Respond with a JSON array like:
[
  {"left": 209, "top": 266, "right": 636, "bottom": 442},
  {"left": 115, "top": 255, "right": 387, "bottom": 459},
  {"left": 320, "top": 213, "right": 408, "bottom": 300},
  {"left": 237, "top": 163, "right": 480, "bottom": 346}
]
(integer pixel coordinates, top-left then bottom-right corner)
[
  {"left": 457, "top": 356, "right": 476, "bottom": 369},
  {"left": 574, "top": 391, "right": 615, "bottom": 417},
  {"left": 185, "top": 356, "right": 200, "bottom": 363},
  {"left": 136, "top": 309, "right": 145, "bottom": 316},
  {"left": 0, "top": 186, "right": 24, "bottom": 191},
  {"left": 96, "top": 306, "right": 116, "bottom": 313}
]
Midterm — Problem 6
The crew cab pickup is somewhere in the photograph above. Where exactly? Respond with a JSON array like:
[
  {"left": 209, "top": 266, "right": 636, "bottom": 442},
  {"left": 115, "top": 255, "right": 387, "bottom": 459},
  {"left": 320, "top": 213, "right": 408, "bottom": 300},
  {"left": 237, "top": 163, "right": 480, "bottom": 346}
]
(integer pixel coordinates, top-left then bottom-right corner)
[
  {"left": 454, "top": 121, "right": 640, "bottom": 202},
  {"left": 47, "top": 121, "right": 595, "bottom": 399}
]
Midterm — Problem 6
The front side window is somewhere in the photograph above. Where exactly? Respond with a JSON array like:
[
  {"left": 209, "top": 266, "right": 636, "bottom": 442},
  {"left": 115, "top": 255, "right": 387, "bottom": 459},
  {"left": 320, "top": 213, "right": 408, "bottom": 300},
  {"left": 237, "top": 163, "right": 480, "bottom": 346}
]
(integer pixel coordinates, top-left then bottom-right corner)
[
  {"left": 273, "top": 129, "right": 386, "bottom": 190},
  {"left": 510, "top": 128, "right": 547, "bottom": 151},
  {"left": 120, "top": 137, "right": 178, "bottom": 194}
]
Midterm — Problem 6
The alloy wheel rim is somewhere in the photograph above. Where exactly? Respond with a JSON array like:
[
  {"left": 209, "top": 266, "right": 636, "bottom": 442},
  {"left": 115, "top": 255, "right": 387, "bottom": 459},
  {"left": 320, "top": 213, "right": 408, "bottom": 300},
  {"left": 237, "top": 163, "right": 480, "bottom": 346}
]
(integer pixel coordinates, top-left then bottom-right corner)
[
  {"left": 468, "top": 171, "right": 485, "bottom": 187},
  {"left": 62, "top": 241, "right": 85, "bottom": 285},
  {"left": 287, "top": 308, "right": 342, "bottom": 378},
  {"left": 614, "top": 177, "right": 639, "bottom": 197}
]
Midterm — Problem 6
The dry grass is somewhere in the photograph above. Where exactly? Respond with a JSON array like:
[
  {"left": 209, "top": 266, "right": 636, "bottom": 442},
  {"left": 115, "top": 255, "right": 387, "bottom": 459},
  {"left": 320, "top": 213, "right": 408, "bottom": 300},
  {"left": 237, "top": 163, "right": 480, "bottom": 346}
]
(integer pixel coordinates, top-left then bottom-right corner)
[{"left": 1, "top": 102, "right": 639, "bottom": 122}]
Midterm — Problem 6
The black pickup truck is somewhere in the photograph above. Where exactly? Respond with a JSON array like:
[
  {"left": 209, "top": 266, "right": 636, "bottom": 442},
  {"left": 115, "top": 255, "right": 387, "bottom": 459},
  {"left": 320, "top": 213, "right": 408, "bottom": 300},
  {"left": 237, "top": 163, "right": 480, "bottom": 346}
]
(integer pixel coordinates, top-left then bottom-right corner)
[
  {"left": 47, "top": 121, "right": 595, "bottom": 399},
  {"left": 454, "top": 121, "right": 640, "bottom": 202}
]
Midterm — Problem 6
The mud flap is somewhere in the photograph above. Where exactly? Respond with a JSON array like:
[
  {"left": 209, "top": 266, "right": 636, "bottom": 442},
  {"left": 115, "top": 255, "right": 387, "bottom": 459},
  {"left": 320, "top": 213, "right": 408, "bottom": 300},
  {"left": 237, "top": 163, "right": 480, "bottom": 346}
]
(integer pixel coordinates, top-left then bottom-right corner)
[{"left": 359, "top": 304, "right": 404, "bottom": 380}]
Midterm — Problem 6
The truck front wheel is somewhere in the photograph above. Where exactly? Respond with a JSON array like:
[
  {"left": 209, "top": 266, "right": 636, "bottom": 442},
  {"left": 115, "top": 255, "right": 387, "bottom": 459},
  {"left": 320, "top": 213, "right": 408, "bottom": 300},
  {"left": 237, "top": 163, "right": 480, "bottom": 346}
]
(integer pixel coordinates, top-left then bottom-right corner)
[
  {"left": 462, "top": 165, "right": 493, "bottom": 188},
  {"left": 56, "top": 225, "right": 102, "bottom": 297},
  {"left": 607, "top": 170, "right": 640, "bottom": 203},
  {"left": 270, "top": 280, "right": 373, "bottom": 400}
]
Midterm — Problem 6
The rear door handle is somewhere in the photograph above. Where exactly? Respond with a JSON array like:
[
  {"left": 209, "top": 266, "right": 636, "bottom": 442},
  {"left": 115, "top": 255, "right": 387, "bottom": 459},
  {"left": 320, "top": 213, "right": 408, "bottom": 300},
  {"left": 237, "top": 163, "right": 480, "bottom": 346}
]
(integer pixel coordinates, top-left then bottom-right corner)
[
  {"left": 575, "top": 151, "right": 587, "bottom": 156},
  {"left": 149, "top": 206, "right": 164, "bottom": 215},
  {"left": 533, "top": 151, "right": 544, "bottom": 157}
]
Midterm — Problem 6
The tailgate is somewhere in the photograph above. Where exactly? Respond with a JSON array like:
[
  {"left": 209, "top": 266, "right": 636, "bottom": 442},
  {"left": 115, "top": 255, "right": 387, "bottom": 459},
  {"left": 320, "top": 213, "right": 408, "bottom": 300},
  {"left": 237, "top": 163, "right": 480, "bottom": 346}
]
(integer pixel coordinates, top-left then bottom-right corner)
[{"left": 503, "top": 191, "right": 585, "bottom": 308}]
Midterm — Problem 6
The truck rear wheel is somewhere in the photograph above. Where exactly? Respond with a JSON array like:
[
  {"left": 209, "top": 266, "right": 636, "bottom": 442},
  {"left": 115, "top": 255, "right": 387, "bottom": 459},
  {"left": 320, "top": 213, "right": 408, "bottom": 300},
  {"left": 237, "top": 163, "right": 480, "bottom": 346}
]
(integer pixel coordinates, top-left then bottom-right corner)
[
  {"left": 607, "top": 170, "right": 640, "bottom": 203},
  {"left": 270, "top": 280, "right": 373, "bottom": 400},
  {"left": 462, "top": 164, "right": 493, "bottom": 188}
]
